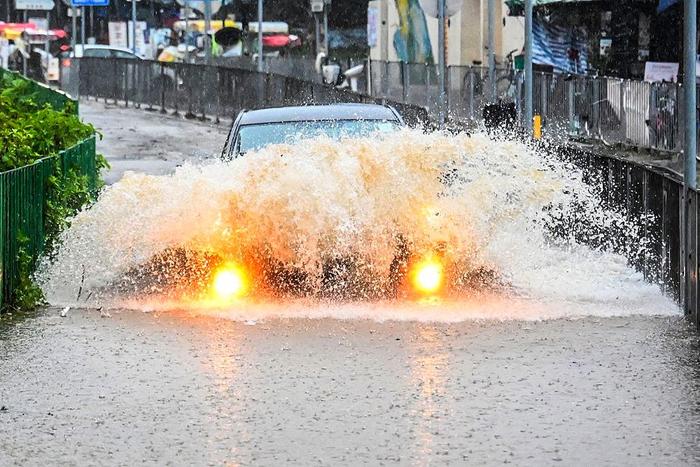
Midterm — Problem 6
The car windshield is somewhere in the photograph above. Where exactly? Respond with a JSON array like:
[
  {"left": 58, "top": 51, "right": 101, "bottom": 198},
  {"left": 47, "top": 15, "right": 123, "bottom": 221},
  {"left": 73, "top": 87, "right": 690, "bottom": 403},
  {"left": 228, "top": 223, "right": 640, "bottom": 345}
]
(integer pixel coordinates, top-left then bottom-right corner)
[{"left": 237, "top": 119, "right": 400, "bottom": 153}]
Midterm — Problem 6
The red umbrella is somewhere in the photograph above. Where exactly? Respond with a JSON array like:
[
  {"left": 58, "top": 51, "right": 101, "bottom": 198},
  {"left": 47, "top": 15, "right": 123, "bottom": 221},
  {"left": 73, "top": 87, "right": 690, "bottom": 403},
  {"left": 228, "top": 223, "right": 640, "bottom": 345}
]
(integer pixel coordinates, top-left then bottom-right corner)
[{"left": 262, "top": 34, "right": 291, "bottom": 48}]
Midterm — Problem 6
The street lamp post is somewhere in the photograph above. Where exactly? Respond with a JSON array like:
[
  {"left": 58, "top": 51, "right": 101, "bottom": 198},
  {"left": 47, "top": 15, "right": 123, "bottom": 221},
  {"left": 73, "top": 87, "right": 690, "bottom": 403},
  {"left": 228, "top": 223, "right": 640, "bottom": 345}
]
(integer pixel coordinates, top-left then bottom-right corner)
[
  {"left": 437, "top": 0, "right": 446, "bottom": 129},
  {"left": 257, "top": 0, "right": 263, "bottom": 72},
  {"left": 685, "top": 0, "right": 697, "bottom": 190},
  {"left": 130, "top": 0, "right": 136, "bottom": 53},
  {"left": 523, "top": 0, "right": 533, "bottom": 135},
  {"left": 487, "top": 0, "right": 495, "bottom": 102},
  {"left": 203, "top": 0, "right": 212, "bottom": 64}
]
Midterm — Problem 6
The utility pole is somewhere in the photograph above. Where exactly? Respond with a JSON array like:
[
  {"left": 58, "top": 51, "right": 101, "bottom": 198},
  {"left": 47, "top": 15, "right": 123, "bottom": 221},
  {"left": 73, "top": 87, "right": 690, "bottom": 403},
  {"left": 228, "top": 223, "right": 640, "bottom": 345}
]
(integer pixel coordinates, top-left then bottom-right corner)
[
  {"left": 81, "top": 6, "right": 85, "bottom": 48},
  {"left": 487, "top": 0, "right": 495, "bottom": 102},
  {"left": 685, "top": 0, "right": 697, "bottom": 190},
  {"left": 71, "top": 5, "right": 77, "bottom": 52},
  {"left": 130, "top": 0, "right": 136, "bottom": 53},
  {"left": 257, "top": 0, "right": 263, "bottom": 72},
  {"left": 184, "top": 0, "right": 189, "bottom": 63},
  {"left": 311, "top": 0, "right": 323, "bottom": 55},
  {"left": 523, "top": 0, "right": 533, "bottom": 135},
  {"left": 204, "top": 0, "right": 212, "bottom": 64},
  {"left": 22, "top": 10, "right": 26, "bottom": 75},
  {"left": 437, "top": 0, "right": 446, "bottom": 129},
  {"left": 45, "top": 9, "right": 50, "bottom": 72},
  {"left": 323, "top": 0, "right": 330, "bottom": 55}
]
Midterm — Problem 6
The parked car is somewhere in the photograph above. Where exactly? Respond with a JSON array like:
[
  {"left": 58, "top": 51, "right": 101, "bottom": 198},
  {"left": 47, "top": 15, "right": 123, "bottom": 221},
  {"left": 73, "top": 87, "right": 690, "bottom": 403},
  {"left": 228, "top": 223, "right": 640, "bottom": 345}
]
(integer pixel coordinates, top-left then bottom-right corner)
[{"left": 60, "top": 45, "right": 173, "bottom": 102}]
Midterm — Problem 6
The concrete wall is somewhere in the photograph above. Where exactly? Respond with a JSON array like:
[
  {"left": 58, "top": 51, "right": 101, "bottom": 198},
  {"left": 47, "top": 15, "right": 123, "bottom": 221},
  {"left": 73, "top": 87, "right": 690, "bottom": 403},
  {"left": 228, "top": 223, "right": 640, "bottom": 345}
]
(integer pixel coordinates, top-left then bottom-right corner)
[{"left": 369, "top": 0, "right": 523, "bottom": 66}]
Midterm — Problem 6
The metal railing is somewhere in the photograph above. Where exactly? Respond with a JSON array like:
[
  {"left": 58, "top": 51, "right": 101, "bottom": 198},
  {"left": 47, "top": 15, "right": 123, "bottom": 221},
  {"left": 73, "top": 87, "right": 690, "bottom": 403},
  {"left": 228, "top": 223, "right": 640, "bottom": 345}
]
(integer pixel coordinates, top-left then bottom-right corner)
[
  {"left": 65, "top": 58, "right": 429, "bottom": 127},
  {"left": 369, "top": 60, "right": 686, "bottom": 154},
  {"left": 0, "top": 69, "right": 98, "bottom": 308},
  {"left": 215, "top": 56, "right": 322, "bottom": 83}
]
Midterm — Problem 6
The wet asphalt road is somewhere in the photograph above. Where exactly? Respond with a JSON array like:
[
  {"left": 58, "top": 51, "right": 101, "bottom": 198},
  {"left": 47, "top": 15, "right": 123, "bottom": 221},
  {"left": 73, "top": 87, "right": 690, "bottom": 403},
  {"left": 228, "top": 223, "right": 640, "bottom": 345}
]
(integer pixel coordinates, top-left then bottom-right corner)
[{"left": 1, "top": 309, "right": 699, "bottom": 466}]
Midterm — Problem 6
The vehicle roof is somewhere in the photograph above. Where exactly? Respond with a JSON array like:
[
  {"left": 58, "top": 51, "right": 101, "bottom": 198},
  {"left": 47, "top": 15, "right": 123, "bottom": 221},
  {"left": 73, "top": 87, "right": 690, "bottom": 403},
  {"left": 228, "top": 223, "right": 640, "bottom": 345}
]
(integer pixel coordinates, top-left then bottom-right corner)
[
  {"left": 238, "top": 104, "right": 401, "bottom": 125},
  {"left": 71, "top": 44, "right": 139, "bottom": 56}
]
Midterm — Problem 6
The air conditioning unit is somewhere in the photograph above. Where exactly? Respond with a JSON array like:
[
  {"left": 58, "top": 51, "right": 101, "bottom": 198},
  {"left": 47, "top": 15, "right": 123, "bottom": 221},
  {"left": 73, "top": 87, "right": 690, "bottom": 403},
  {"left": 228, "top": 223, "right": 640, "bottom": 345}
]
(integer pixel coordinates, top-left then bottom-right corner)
[{"left": 311, "top": 0, "right": 324, "bottom": 13}]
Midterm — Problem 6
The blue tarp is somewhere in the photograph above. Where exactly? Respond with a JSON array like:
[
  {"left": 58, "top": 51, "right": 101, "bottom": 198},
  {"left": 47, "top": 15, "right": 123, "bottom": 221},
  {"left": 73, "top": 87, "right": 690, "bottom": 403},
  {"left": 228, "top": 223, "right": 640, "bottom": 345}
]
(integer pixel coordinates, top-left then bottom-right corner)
[
  {"left": 533, "top": 17, "right": 588, "bottom": 74},
  {"left": 657, "top": 0, "right": 680, "bottom": 14}
]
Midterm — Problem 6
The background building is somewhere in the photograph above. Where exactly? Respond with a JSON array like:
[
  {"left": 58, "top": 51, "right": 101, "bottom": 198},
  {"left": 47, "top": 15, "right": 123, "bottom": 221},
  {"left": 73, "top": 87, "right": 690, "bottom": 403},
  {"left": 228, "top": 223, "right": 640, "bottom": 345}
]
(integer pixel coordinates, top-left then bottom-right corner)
[{"left": 368, "top": 0, "right": 524, "bottom": 66}]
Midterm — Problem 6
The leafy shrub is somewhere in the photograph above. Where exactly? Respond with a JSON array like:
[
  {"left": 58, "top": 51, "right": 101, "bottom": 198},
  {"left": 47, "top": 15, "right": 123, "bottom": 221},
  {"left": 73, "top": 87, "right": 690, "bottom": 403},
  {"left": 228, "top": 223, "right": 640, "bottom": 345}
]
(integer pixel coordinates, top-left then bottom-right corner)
[
  {"left": 1, "top": 74, "right": 106, "bottom": 311},
  {"left": 0, "top": 75, "right": 94, "bottom": 172}
]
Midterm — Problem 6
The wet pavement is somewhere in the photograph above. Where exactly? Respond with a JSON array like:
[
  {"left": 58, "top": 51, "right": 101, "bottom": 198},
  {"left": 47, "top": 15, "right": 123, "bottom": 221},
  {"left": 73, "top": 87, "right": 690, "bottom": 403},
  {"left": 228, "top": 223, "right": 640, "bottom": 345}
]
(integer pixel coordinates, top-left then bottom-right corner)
[
  {"left": 1, "top": 309, "right": 699, "bottom": 466},
  {"left": 79, "top": 99, "right": 229, "bottom": 184}
]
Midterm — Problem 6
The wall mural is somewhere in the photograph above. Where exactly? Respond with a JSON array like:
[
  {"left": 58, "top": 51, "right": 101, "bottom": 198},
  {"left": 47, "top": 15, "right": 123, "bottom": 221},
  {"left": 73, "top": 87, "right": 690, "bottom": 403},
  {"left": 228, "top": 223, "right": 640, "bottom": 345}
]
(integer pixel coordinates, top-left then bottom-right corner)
[{"left": 393, "top": 0, "right": 434, "bottom": 64}]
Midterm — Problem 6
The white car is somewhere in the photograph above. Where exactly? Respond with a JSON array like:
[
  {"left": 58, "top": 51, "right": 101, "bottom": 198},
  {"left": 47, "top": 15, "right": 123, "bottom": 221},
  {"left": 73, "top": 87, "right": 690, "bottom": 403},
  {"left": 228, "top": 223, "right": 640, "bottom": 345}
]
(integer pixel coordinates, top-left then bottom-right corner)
[
  {"left": 63, "top": 44, "right": 142, "bottom": 60},
  {"left": 59, "top": 45, "right": 141, "bottom": 92},
  {"left": 60, "top": 45, "right": 180, "bottom": 101}
]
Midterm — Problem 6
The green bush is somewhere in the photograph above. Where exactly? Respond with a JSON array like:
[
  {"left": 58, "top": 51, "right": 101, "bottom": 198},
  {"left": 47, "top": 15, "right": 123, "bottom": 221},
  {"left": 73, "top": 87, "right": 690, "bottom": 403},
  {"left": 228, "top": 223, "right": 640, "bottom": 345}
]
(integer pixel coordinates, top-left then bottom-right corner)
[
  {"left": 1, "top": 74, "right": 107, "bottom": 311},
  {"left": 0, "top": 75, "right": 94, "bottom": 172}
]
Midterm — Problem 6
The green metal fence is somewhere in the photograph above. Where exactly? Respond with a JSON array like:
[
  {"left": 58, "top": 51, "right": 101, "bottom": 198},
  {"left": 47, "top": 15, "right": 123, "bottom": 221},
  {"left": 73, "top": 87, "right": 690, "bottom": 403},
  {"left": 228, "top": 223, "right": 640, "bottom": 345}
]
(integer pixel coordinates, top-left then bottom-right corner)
[
  {"left": 0, "top": 136, "right": 97, "bottom": 307},
  {"left": 0, "top": 67, "right": 78, "bottom": 114},
  {"left": 0, "top": 69, "right": 94, "bottom": 308}
]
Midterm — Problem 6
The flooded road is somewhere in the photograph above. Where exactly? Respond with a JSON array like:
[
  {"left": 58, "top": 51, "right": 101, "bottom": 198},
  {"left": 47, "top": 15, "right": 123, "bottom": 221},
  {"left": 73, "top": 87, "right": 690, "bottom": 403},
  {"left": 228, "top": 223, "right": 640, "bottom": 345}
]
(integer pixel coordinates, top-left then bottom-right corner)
[
  {"left": 1, "top": 309, "right": 699, "bottom": 466},
  {"left": 80, "top": 100, "right": 228, "bottom": 184},
  {"left": 3, "top": 104, "right": 698, "bottom": 465}
]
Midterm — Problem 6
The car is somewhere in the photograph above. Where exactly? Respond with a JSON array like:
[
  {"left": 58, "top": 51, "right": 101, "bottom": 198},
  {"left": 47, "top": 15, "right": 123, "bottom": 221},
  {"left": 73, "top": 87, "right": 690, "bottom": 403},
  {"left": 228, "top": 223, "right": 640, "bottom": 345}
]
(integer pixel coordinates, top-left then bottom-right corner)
[
  {"left": 59, "top": 45, "right": 143, "bottom": 97},
  {"left": 116, "top": 104, "right": 448, "bottom": 301},
  {"left": 216, "top": 104, "right": 437, "bottom": 299},
  {"left": 62, "top": 44, "right": 142, "bottom": 60},
  {"left": 61, "top": 44, "right": 176, "bottom": 103},
  {"left": 221, "top": 103, "right": 405, "bottom": 159}
]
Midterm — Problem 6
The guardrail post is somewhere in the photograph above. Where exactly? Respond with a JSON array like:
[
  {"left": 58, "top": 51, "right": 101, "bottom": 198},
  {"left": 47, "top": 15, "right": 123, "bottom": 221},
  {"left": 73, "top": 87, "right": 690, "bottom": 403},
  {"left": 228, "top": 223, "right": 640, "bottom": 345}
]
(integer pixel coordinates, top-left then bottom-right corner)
[
  {"left": 185, "top": 64, "right": 195, "bottom": 119},
  {"left": 468, "top": 69, "right": 475, "bottom": 122},
  {"left": 111, "top": 59, "right": 118, "bottom": 105},
  {"left": 540, "top": 73, "right": 547, "bottom": 132},
  {"left": 686, "top": 191, "right": 698, "bottom": 319},
  {"left": 199, "top": 64, "right": 208, "bottom": 121},
  {"left": 619, "top": 80, "right": 627, "bottom": 143},
  {"left": 172, "top": 65, "right": 180, "bottom": 117},
  {"left": 123, "top": 62, "right": 129, "bottom": 109},
  {"left": 134, "top": 61, "right": 141, "bottom": 109},
  {"left": 215, "top": 66, "right": 221, "bottom": 124},
  {"left": 568, "top": 79, "right": 575, "bottom": 134},
  {"left": 145, "top": 63, "right": 154, "bottom": 112},
  {"left": 160, "top": 63, "right": 166, "bottom": 114},
  {"left": 642, "top": 170, "right": 650, "bottom": 280},
  {"left": 402, "top": 61, "right": 409, "bottom": 103}
]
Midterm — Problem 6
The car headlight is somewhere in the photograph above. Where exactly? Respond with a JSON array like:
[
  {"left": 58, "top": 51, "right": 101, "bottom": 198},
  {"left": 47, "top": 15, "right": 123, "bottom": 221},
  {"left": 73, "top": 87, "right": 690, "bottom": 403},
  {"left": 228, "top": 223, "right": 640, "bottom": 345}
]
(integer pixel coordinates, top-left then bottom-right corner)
[
  {"left": 212, "top": 263, "right": 249, "bottom": 300},
  {"left": 410, "top": 255, "right": 444, "bottom": 295}
]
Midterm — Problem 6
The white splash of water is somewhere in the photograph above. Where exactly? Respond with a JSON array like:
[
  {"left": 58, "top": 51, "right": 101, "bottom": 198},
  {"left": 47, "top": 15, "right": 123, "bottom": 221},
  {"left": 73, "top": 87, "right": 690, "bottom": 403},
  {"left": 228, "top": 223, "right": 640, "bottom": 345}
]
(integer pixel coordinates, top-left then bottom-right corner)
[{"left": 36, "top": 130, "right": 678, "bottom": 321}]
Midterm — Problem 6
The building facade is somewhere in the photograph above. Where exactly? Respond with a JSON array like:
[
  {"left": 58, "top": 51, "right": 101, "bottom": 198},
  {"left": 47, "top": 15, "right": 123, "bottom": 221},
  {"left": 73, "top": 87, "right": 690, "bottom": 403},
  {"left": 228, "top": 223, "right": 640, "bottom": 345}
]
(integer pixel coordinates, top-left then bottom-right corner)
[{"left": 368, "top": 0, "right": 523, "bottom": 66}]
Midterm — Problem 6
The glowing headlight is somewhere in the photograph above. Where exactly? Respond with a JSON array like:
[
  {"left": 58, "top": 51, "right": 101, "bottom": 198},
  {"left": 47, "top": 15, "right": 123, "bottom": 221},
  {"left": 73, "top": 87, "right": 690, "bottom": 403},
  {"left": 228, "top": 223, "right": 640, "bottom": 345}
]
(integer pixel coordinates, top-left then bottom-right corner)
[
  {"left": 212, "top": 263, "right": 248, "bottom": 300},
  {"left": 411, "top": 257, "right": 444, "bottom": 294}
]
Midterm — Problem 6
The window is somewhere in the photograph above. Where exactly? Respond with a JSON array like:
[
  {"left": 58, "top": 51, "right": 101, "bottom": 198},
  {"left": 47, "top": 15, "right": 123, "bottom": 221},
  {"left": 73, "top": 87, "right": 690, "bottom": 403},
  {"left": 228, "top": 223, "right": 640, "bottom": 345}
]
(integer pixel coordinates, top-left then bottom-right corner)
[
  {"left": 82, "top": 48, "right": 112, "bottom": 58},
  {"left": 236, "top": 120, "right": 400, "bottom": 153},
  {"left": 112, "top": 50, "right": 139, "bottom": 60}
]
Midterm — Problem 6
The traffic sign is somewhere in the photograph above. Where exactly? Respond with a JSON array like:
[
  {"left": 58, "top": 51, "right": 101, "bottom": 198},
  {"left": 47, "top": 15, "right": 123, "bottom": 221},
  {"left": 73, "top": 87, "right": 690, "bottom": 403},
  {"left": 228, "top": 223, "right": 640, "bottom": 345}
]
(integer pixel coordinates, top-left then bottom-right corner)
[
  {"left": 175, "top": 0, "right": 222, "bottom": 14},
  {"left": 15, "top": 0, "right": 55, "bottom": 10},
  {"left": 70, "top": 0, "right": 109, "bottom": 6},
  {"left": 310, "top": 0, "right": 324, "bottom": 13}
]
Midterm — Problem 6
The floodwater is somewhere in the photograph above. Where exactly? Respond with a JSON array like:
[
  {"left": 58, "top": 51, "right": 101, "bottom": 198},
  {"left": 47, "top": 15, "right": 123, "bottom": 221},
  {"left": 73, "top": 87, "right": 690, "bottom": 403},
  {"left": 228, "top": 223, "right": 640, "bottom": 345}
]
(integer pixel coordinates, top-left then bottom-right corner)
[
  {"left": 1, "top": 310, "right": 699, "bottom": 465},
  {"left": 2, "top": 105, "right": 699, "bottom": 465}
]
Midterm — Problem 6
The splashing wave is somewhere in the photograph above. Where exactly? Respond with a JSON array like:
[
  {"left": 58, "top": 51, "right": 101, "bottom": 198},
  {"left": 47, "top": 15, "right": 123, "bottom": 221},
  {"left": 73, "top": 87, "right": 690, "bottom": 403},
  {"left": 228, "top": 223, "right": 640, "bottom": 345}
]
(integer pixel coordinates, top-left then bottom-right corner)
[{"left": 36, "top": 130, "right": 678, "bottom": 320}]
